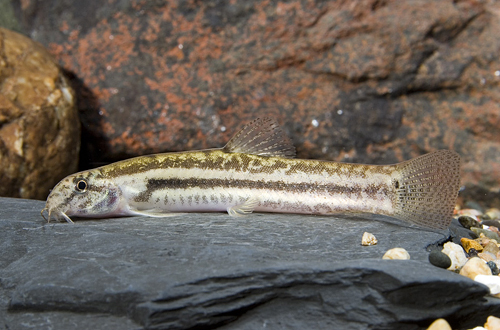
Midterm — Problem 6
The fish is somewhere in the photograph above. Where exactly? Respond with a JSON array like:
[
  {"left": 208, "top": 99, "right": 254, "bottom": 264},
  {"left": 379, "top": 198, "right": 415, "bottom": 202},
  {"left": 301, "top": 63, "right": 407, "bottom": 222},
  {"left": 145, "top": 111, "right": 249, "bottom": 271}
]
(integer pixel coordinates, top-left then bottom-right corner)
[{"left": 41, "top": 117, "right": 461, "bottom": 229}]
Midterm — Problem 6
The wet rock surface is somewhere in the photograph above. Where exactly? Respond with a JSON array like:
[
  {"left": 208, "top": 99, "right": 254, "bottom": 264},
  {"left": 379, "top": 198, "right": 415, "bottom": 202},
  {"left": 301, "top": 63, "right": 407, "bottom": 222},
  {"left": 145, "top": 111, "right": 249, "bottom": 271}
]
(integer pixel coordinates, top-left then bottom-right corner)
[
  {"left": 2, "top": 0, "right": 498, "bottom": 201},
  {"left": 0, "top": 27, "right": 80, "bottom": 200},
  {"left": 1, "top": 197, "right": 500, "bottom": 330}
]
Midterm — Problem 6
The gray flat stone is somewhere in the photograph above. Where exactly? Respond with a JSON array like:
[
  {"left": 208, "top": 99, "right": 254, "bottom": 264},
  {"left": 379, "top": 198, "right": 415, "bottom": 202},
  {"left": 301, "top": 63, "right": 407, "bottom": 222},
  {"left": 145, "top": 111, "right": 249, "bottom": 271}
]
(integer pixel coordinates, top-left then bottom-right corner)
[{"left": 1, "top": 197, "right": 499, "bottom": 329}]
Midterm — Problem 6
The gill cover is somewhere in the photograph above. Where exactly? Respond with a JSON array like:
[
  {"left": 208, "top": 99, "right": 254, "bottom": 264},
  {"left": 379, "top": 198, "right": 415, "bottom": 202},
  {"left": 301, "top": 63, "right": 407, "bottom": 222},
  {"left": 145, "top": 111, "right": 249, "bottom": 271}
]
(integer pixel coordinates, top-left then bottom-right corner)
[{"left": 42, "top": 170, "right": 123, "bottom": 223}]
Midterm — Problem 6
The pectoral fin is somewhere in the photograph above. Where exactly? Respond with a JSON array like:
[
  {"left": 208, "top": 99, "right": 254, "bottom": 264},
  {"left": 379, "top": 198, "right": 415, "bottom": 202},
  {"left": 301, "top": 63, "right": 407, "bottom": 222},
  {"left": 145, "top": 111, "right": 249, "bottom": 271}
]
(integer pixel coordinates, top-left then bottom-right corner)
[{"left": 227, "top": 198, "right": 259, "bottom": 217}]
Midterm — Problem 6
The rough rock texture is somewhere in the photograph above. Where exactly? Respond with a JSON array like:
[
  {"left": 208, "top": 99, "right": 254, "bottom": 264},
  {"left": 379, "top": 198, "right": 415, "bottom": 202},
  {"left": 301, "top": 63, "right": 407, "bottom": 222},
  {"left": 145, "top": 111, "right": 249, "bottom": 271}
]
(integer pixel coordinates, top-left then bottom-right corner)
[
  {"left": 1, "top": 197, "right": 500, "bottom": 330},
  {"left": 0, "top": 27, "right": 80, "bottom": 200},
  {"left": 0, "top": 0, "right": 21, "bottom": 32},
  {"left": 7, "top": 0, "right": 499, "bottom": 204}
]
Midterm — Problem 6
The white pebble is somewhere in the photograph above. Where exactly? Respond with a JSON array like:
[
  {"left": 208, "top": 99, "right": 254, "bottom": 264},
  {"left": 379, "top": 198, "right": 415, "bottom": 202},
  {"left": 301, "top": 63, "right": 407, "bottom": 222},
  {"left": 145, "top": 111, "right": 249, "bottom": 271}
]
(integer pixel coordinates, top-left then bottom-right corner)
[
  {"left": 382, "top": 247, "right": 410, "bottom": 260},
  {"left": 474, "top": 275, "right": 500, "bottom": 295},
  {"left": 361, "top": 232, "right": 378, "bottom": 246},
  {"left": 441, "top": 242, "right": 467, "bottom": 271},
  {"left": 426, "top": 318, "right": 451, "bottom": 330},
  {"left": 485, "top": 316, "right": 500, "bottom": 330}
]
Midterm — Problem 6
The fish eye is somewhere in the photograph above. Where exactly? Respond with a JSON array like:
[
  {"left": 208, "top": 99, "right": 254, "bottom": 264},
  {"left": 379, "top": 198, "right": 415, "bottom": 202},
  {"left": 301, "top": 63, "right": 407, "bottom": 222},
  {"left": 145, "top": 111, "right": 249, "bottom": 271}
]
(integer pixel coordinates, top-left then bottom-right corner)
[{"left": 75, "top": 179, "right": 88, "bottom": 192}]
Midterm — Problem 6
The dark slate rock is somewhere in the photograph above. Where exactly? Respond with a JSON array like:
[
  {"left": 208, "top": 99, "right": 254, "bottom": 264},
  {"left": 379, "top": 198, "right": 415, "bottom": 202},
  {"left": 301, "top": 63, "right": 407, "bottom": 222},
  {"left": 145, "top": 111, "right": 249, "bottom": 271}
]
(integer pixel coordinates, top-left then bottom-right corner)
[
  {"left": 1, "top": 197, "right": 500, "bottom": 330},
  {"left": 432, "top": 217, "right": 478, "bottom": 246}
]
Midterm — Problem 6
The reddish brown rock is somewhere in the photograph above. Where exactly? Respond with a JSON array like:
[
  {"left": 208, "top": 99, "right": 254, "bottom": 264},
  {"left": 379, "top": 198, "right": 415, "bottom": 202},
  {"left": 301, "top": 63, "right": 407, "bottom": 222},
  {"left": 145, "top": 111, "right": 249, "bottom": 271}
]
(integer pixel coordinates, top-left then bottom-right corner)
[
  {"left": 15, "top": 0, "right": 500, "bottom": 203},
  {"left": 0, "top": 27, "right": 79, "bottom": 199}
]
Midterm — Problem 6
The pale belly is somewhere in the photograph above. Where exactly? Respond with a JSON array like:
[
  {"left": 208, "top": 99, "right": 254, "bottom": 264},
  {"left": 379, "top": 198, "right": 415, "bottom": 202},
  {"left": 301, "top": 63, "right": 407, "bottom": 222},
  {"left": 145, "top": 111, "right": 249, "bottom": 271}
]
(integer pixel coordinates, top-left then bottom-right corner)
[{"left": 125, "top": 186, "right": 394, "bottom": 216}]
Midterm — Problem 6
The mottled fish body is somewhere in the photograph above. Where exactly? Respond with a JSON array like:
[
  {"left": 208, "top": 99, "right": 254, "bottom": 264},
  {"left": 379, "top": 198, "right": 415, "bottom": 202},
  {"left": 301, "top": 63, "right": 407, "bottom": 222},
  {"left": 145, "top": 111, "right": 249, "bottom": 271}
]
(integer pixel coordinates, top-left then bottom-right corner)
[{"left": 42, "top": 118, "right": 461, "bottom": 229}]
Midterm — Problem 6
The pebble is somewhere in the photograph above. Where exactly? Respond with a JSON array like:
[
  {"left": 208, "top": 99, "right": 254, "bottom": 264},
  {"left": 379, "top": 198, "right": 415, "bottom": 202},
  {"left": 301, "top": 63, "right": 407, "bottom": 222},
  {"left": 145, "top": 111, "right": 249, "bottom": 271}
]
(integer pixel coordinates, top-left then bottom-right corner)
[
  {"left": 484, "top": 241, "right": 500, "bottom": 255},
  {"left": 468, "top": 248, "right": 479, "bottom": 258},
  {"left": 382, "top": 248, "right": 410, "bottom": 260},
  {"left": 361, "top": 232, "right": 378, "bottom": 246},
  {"left": 485, "top": 208, "right": 500, "bottom": 221},
  {"left": 476, "top": 236, "right": 494, "bottom": 247},
  {"left": 458, "top": 215, "right": 482, "bottom": 229},
  {"left": 442, "top": 242, "right": 468, "bottom": 271},
  {"left": 474, "top": 275, "right": 500, "bottom": 295},
  {"left": 428, "top": 250, "right": 452, "bottom": 269},
  {"left": 461, "top": 237, "right": 484, "bottom": 253},
  {"left": 489, "top": 226, "right": 500, "bottom": 235},
  {"left": 471, "top": 228, "right": 500, "bottom": 241},
  {"left": 458, "top": 208, "right": 483, "bottom": 218},
  {"left": 487, "top": 261, "right": 499, "bottom": 275},
  {"left": 459, "top": 257, "right": 492, "bottom": 280},
  {"left": 483, "top": 220, "right": 500, "bottom": 228},
  {"left": 485, "top": 315, "right": 500, "bottom": 330},
  {"left": 426, "top": 318, "right": 451, "bottom": 330},
  {"left": 478, "top": 252, "right": 496, "bottom": 262}
]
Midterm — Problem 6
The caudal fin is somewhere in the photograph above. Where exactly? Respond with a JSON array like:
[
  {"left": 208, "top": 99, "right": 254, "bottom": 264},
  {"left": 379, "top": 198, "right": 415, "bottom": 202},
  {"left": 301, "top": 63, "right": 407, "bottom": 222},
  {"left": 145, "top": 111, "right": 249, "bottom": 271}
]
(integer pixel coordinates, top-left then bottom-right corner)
[{"left": 392, "top": 150, "right": 461, "bottom": 230}]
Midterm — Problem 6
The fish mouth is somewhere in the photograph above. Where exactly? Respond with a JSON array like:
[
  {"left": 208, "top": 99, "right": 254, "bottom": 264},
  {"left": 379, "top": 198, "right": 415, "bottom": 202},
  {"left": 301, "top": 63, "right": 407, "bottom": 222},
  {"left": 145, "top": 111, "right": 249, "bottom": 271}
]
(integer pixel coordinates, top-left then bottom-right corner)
[{"left": 41, "top": 207, "right": 74, "bottom": 224}]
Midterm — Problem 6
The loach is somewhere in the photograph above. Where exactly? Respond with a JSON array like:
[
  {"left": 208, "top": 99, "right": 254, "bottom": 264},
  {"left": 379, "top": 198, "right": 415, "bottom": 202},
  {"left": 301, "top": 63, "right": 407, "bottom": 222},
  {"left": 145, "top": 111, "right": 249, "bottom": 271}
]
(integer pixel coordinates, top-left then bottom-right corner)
[{"left": 41, "top": 118, "right": 461, "bottom": 229}]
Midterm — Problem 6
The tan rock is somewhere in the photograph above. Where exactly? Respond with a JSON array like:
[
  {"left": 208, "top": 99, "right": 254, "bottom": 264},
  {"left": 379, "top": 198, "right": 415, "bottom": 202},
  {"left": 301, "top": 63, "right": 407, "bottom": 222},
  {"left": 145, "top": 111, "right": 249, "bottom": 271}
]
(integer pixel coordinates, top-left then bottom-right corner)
[
  {"left": 361, "top": 232, "right": 378, "bottom": 246},
  {"left": 0, "top": 28, "right": 80, "bottom": 200},
  {"left": 485, "top": 315, "right": 500, "bottom": 330},
  {"left": 461, "top": 237, "right": 483, "bottom": 253},
  {"left": 382, "top": 248, "right": 410, "bottom": 260},
  {"left": 459, "top": 257, "right": 492, "bottom": 280},
  {"left": 426, "top": 318, "right": 451, "bottom": 330}
]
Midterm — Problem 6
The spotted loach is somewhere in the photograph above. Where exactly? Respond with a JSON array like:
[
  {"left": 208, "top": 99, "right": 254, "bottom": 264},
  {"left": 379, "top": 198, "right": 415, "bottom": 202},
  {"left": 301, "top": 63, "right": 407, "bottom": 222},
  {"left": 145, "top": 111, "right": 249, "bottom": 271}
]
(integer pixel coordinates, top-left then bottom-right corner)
[{"left": 42, "top": 118, "right": 461, "bottom": 229}]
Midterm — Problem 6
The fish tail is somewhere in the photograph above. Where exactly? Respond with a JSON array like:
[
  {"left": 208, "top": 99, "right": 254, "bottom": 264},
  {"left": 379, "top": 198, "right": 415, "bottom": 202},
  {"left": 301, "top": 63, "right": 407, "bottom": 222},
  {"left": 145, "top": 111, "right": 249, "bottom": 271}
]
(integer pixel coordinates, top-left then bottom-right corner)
[{"left": 392, "top": 150, "right": 461, "bottom": 230}]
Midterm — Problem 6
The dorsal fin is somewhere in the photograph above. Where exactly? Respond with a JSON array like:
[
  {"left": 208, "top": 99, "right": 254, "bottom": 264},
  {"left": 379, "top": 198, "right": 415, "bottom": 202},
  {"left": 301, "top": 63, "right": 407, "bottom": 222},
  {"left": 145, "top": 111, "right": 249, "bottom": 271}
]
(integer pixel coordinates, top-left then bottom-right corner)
[{"left": 223, "top": 118, "right": 296, "bottom": 158}]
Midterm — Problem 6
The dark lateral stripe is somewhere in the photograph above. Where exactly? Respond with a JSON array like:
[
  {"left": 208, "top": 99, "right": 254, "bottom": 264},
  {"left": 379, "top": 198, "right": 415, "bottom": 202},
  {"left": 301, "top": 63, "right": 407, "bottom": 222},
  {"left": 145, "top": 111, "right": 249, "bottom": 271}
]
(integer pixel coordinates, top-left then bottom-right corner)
[{"left": 133, "top": 178, "right": 391, "bottom": 203}]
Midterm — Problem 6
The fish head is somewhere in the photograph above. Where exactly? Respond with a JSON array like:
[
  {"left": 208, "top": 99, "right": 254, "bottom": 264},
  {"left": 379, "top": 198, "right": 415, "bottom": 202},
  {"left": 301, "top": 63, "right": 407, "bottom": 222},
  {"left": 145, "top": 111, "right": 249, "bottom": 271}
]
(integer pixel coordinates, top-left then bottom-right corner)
[{"left": 41, "top": 169, "right": 123, "bottom": 223}]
